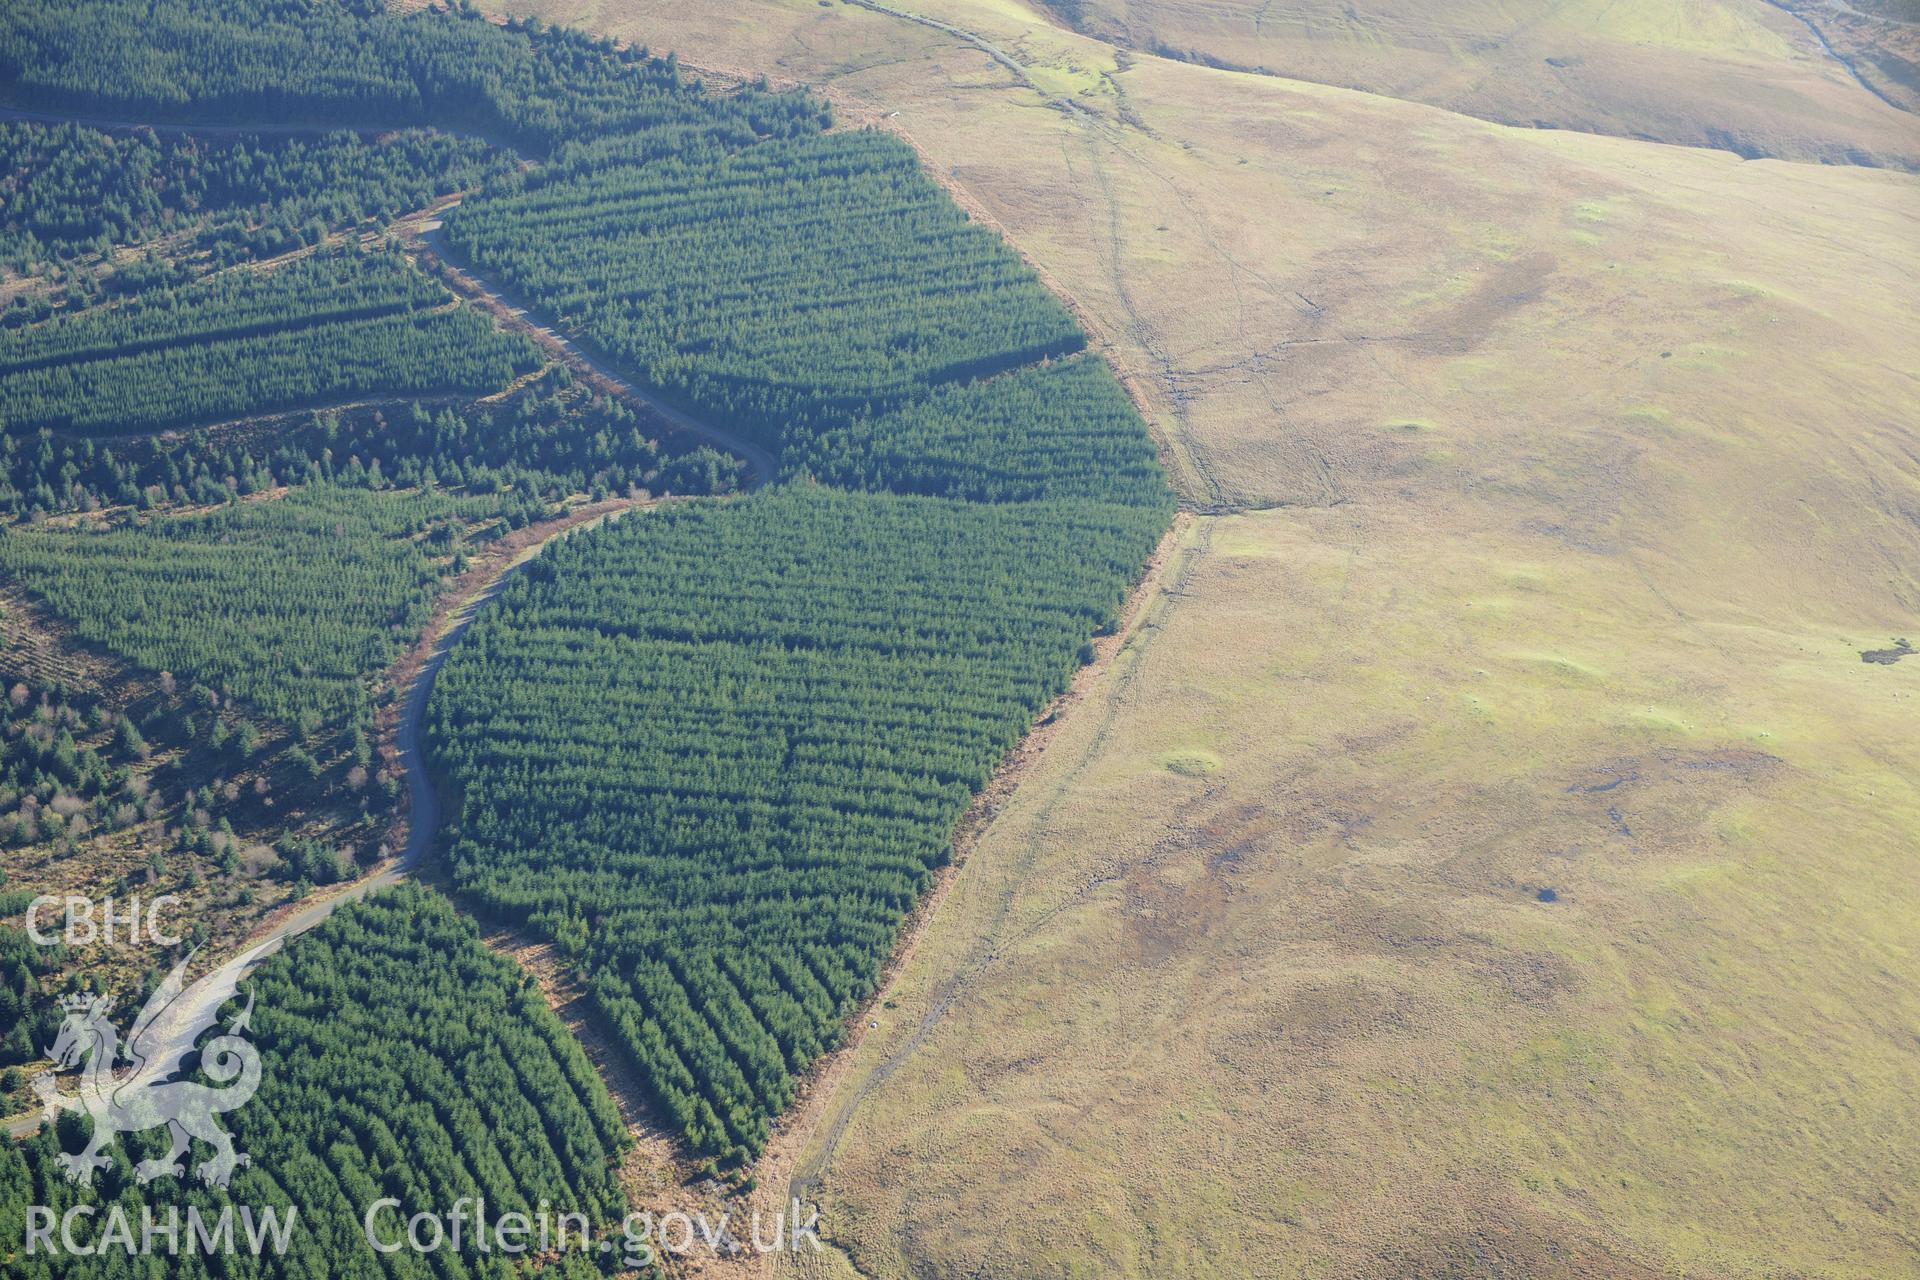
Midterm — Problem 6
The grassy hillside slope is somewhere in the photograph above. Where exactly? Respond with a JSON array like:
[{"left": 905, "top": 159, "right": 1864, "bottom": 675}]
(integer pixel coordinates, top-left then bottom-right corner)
[
  {"left": 1044, "top": 0, "right": 1920, "bottom": 166},
  {"left": 475, "top": 1, "right": 1920, "bottom": 1276},
  {"left": 513, "top": 0, "right": 1920, "bottom": 165}
]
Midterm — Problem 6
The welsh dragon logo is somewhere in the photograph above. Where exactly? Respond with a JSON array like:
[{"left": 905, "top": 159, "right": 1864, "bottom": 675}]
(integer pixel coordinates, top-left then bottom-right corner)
[{"left": 31, "top": 949, "right": 262, "bottom": 1188}]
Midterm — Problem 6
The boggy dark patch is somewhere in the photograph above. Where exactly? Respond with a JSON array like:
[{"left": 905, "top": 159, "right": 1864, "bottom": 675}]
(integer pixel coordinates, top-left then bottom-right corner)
[{"left": 1861, "top": 637, "right": 1913, "bottom": 665}]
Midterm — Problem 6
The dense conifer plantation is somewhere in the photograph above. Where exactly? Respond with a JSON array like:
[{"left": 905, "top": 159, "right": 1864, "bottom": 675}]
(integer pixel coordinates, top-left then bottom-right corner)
[
  {"left": 0, "top": 248, "right": 538, "bottom": 436},
  {"left": 429, "top": 57, "right": 1175, "bottom": 1161},
  {"left": 429, "top": 488, "right": 1166, "bottom": 1155},
  {"left": 0, "top": 887, "right": 631, "bottom": 1279},
  {"left": 1, "top": 0, "right": 1175, "bottom": 1182},
  {"left": 442, "top": 131, "right": 1084, "bottom": 450},
  {"left": 786, "top": 353, "right": 1170, "bottom": 504},
  {"left": 0, "top": 0, "right": 825, "bottom": 152},
  {"left": 0, "top": 121, "right": 510, "bottom": 267},
  {"left": 0, "top": 374, "right": 736, "bottom": 520},
  {"left": 0, "top": 3, "right": 802, "bottom": 496},
  {"left": 0, "top": 485, "right": 498, "bottom": 731}
]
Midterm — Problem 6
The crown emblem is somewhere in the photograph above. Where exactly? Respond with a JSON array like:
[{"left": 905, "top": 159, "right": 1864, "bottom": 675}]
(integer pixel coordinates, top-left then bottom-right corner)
[{"left": 59, "top": 992, "right": 100, "bottom": 1014}]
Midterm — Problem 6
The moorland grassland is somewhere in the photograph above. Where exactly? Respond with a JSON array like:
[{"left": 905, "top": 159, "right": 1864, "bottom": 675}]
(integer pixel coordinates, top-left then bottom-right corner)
[
  {"left": 1024, "top": 0, "right": 1920, "bottom": 167},
  {"left": 490, "top": 0, "right": 1920, "bottom": 1274}
]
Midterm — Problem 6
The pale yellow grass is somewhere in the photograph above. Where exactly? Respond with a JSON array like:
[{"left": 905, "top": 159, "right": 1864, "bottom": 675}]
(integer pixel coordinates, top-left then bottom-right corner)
[
  {"left": 479, "top": 0, "right": 1920, "bottom": 1274},
  {"left": 788, "top": 504, "right": 1920, "bottom": 1278},
  {"left": 1033, "top": 0, "right": 1920, "bottom": 167}
]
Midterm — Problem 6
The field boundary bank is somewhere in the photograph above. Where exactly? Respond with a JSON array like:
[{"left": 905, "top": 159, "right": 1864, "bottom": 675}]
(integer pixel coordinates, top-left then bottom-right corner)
[{"left": 775, "top": 516, "right": 1205, "bottom": 1229}]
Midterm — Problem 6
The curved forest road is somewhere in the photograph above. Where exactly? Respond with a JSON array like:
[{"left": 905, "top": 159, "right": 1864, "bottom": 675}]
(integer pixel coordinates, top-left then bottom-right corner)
[
  {"left": 6, "top": 229, "right": 769, "bottom": 1140},
  {"left": 2, "top": 511, "right": 613, "bottom": 1140}
]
